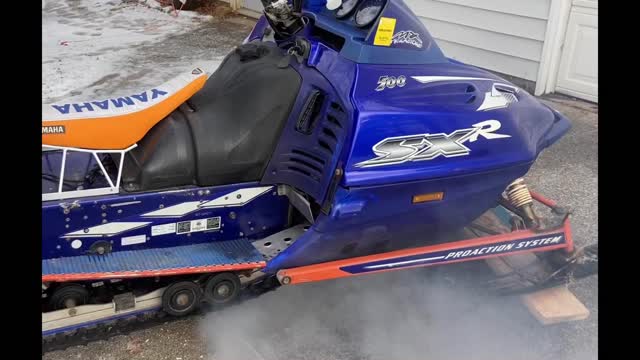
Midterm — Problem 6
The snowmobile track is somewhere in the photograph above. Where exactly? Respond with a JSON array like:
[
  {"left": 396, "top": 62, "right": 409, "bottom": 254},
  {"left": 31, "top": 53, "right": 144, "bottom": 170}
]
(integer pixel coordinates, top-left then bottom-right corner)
[
  {"left": 42, "top": 284, "right": 278, "bottom": 353},
  {"left": 43, "top": 307, "right": 171, "bottom": 353}
]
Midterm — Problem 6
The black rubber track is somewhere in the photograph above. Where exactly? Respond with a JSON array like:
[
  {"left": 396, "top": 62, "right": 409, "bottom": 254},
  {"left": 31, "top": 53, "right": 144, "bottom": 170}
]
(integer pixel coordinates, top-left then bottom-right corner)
[{"left": 42, "top": 279, "right": 280, "bottom": 353}]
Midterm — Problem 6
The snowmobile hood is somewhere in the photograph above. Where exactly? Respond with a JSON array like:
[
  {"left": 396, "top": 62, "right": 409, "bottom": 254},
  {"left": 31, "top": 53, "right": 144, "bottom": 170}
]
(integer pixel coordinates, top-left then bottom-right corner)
[{"left": 343, "top": 61, "right": 571, "bottom": 187}]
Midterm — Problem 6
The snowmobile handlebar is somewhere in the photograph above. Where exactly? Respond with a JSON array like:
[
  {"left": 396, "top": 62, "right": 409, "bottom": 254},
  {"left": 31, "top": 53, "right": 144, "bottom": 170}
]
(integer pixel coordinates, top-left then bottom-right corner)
[
  {"left": 261, "top": 0, "right": 303, "bottom": 13},
  {"left": 260, "top": 0, "right": 344, "bottom": 37},
  {"left": 260, "top": 0, "right": 307, "bottom": 38}
]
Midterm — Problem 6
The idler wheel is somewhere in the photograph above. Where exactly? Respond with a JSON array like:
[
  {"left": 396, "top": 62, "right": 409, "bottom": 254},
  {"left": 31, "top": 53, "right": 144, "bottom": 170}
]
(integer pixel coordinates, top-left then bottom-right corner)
[
  {"left": 162, "top": 281, "right": 202, "bottom": 317},
  {"left": 204, "top": 273, "right": 241, "bottom": 305},
  {"left": 50, "top": 283, "right": 89, "bottom": 310}
]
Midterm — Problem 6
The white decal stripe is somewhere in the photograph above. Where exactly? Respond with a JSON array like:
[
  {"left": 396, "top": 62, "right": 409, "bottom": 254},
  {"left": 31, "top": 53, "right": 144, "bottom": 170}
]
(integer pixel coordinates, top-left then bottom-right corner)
[
  {"left": 477, "top": 84, "right": 517, "bottom": 111},
  {"left": 200, "top": 186, "right": 274, "bottom": 208},
  {"left": 121, "top": 234, "right": 147, "bottom": 246},
  {"left": 141, "top": 201, "right": 203, "bottom": 218},
  {"left": 477, "top": 91, "right": 509, "bottom": 111},
  {"left": 109, "top": 201, "right": 142, "bottom": 207},
  {"left": 141, "top": 186, "right": 274, "bottom": 218},
  {"left": 62, "top": 222, "right": 151, "bottom": 238},
  {"left": 411, "top": 76, "right": 493, "bottom": 84},
  {"left": 363, "top": 256, "right": 445, "bottom": 270}
]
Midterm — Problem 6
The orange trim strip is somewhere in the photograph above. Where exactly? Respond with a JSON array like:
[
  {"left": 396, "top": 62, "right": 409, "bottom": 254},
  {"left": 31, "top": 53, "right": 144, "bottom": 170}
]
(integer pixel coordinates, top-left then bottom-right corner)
[
  {"left": 529, "top": 190, "right": 573, "bottom": 253},
  {"left": 42, "top": 75, "right": 207, "bottom": 150},
  {"left": 42, "top": 262, "right": 265, "bottom": 283},
  {"left": 529, "top": 191, "right": 558, "bottom": 208},
  {"left": 564, "top": 218, "right": 574, "bottom": 253},
  {"left": 277, "top": 220, "right": 571, "bottom": 285}
]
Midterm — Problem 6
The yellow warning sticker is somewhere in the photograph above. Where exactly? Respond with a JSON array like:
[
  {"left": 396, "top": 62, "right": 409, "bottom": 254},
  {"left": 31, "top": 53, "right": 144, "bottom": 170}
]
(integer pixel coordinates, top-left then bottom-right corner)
[{"left": 373, "top": 17, "right": 397, "bottom": 47}]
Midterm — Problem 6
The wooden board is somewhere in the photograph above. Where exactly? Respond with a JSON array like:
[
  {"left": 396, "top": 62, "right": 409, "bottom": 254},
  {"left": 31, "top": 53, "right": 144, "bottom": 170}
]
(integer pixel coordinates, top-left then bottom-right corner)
[{"left": 486, "top": 255, "right": 590, "bottom": 325}]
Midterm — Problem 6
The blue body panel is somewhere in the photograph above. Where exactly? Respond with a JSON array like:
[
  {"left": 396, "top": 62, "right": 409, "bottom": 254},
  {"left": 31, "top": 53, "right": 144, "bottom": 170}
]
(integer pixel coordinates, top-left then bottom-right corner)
[
  {"left": 42, "top": 182, "right": 289, "bottom": 260},
  {"left": 260, "top": 43, "right": 354, "bottom": 204},
  {"left": 264, "top": 163, "right": 530, "bottom": 271},
  {"left": 345, "top": 62, "right": 566, "bottom": 186}
]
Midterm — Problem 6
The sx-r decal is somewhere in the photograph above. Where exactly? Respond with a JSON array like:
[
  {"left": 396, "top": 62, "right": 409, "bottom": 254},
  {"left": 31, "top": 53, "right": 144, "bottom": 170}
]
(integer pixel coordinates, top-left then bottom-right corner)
[{"left": 355, "top": 120, "right": 510, "bottom": 168}]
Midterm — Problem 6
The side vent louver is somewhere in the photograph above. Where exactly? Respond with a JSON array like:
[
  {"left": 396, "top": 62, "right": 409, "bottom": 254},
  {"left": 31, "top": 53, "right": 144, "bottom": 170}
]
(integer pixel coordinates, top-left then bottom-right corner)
[
  {"left": 494, "top": 84, "right": 519, "bottom": 104},
  {"left": 291, "top": 149, "right": 326, "bottom": 165},
  {"left": 418, "top": 83, "right": 478, "bottom": 105},
  {"left": 290, "top": 157, "right": 322, "bottom": 173},
  {"left": 317, "top": 103, "right": 344, "bottom": 156},
  {"left": 318, "top": 139, "right": 333, "bottom": 154},
  {"left": 296, "top": 90, "right": 325, "bottom": 135},
  {"left": 322, "top": 127, "right": 338, "bottom": 141},
  {"left": 288, "top": 98, "right": 346, "bottom": 182},
  {"left": 465, "top": 84, "right": 477, "bottom": 104},
  {"left": 327, "top": 114, "right": 343, "bottom": 128},
  {"left": 287, "top": 149, "right": 327, "bottom": 182},
  {"left": 330, "top": 102, "right": 344, "bottom": 113},
  {"left": 264, "top": 87, "right": 349, "bottom": 203}
]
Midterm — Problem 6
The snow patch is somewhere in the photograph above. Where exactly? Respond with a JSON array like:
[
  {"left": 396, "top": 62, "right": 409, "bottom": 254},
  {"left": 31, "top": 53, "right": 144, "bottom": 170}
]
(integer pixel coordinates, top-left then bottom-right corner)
[{"left": 43, "top": 0, "right": 213, "bottom": 103}]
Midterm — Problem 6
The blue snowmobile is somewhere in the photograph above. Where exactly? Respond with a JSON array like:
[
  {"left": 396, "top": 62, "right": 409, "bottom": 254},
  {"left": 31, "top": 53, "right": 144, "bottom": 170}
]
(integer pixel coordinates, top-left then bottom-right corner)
[{"left": 41, "top": 0, "right": 597, "bottom": 342}]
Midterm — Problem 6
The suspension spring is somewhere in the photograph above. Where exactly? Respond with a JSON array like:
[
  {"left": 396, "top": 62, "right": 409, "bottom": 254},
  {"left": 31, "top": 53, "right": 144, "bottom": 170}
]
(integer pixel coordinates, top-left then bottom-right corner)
[{"left": 506, "top": 178, "right": 533, "bottom": 208}]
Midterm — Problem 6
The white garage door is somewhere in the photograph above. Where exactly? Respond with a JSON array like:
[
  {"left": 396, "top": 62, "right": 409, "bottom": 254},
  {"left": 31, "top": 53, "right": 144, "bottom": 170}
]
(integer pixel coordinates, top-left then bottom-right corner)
[{"left": 555, "top": 0, "right": 598, "bottom": 102}]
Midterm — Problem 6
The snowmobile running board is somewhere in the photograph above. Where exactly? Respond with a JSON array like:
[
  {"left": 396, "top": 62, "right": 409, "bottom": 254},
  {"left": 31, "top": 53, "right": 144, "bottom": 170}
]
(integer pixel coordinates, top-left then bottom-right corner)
[
  {"left": 42, "top": 239, "right": 265, "bottom": 282},
  {"left": 277, "top": 218, "right": 573, "bottom": 285}
]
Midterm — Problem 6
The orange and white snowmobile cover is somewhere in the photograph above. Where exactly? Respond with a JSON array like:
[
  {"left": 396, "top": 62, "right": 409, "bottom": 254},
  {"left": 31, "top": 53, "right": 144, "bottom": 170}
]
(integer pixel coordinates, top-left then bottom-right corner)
[{"left": 42, "top": 68, "right": 208, "bottom": 150}]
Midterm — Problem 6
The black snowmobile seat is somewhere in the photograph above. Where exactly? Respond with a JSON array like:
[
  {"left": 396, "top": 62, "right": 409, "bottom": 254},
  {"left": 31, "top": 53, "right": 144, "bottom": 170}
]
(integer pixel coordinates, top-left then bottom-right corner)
[{"left": 121, "top": 42, "right": 302, "bottom": 191}]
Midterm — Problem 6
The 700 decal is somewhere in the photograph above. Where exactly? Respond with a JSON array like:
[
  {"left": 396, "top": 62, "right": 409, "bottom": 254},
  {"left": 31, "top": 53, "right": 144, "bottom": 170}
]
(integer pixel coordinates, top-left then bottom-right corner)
[{"left": 375, "top": 75, "right": 406, "bottom": 92}]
